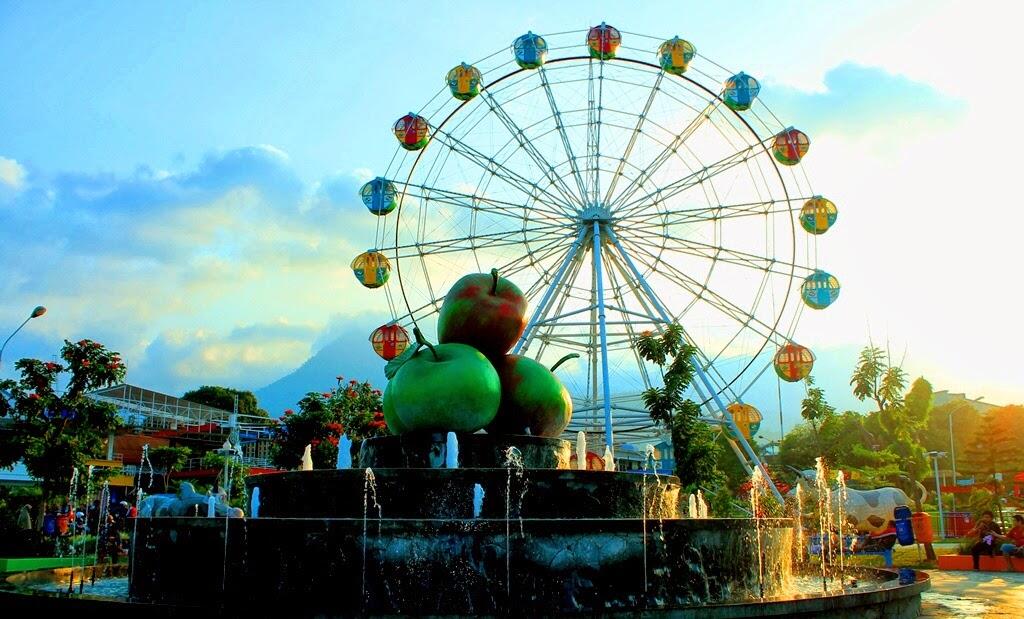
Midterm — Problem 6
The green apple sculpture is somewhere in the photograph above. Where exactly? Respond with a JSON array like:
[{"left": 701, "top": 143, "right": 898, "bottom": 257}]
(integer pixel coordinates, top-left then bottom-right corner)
[
  {"left": 487, "top": 353, "right": 579, "bottom": 437},
  {"left": 384, "top": 328, "right": 501, "bottom": 433},
  {"left": 437, "top": 268, "right": 527, "bottom": 357},
  {"left": 381, "top": 381, "right": 409, "bottom": 435}
]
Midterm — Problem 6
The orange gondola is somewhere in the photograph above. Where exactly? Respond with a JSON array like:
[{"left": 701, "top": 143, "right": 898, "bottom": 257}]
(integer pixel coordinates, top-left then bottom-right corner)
[
  {"left": 370, "top": 323, "right": 410, "bottom": 360},
  {"left": 393, "top": 113, "right": 430, "bottom": 151},
  {"left": 774, "top": 343, "right": 815, "bottom": 382},
  {"left": 587, "top": 23, "right": 621, "bottom": 60}
]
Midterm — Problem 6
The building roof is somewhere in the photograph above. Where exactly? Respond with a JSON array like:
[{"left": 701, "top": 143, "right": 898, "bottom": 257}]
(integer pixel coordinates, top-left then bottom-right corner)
[{"left": 88, "top": 383, "right": 275, "bottom": 439}]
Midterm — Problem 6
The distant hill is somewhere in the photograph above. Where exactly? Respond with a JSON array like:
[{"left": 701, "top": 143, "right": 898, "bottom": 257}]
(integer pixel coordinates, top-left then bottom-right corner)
[
  {"left": 256, "top": 327, "right": 868, "bottom": 432},
  {"left": 255, "top": 326, "right": 387, "bottom": 416}
]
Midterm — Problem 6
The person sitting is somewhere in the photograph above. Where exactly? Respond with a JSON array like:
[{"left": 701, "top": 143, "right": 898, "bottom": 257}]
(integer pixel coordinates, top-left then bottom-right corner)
[
  {"left": 969, "top": 510, "right": 1005, "bottom": 570},
  {"left": 1000, "top": 514, "right": 1024, "bottom": 571},
  {"left": 851, "top": 521, "right": 898, "bottom": 553}
]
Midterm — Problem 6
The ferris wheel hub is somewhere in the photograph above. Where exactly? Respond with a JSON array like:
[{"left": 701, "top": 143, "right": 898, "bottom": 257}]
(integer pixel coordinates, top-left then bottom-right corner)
[{"left": 579, "top": 203, "right": 613, "bottom": 224}]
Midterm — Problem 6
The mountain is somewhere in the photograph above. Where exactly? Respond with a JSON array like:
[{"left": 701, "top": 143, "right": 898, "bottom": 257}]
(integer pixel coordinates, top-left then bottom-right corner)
[{"left": 255, "top": 323, "right": 387, "bottom": 415}]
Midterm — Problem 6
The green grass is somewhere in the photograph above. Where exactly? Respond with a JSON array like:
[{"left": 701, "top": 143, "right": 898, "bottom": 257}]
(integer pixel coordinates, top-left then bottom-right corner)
[
  {"left": 0, "top": 556, "right": 95, "bottom": 573},
  {"left": 841, "top": 542, "right": 961, "bottom": 569}
]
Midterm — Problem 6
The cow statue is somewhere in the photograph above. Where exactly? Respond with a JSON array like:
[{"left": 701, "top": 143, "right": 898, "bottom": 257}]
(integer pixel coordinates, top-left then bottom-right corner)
[
  {"left": 791, "top": 470, "right": 926, "bottom": 534},
  {"left": 138, "top": 482, "right": 244, "bottom": 518}
]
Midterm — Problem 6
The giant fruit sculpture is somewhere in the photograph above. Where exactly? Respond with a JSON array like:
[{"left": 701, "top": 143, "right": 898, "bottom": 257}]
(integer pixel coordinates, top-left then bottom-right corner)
[
  {"left": 384, "top": 269, "right": 575, "bottom": 436},
  {"left": 488, "top": 353, "right": 578, "bottom": 437},
  {"left": 384, "top": 332, "right": 500, "bottom": 433},
  {"left": 437, "top": 269, "right": 528, "bottom": 357}
]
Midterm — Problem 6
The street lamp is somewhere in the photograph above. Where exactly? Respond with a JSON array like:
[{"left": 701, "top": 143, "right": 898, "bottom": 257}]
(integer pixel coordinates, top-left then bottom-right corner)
[
  {"left": 0, "top": 306, "right": 47, "bottom": 367},
  {"left": 927, "top": 451, "right": 947, "bottom": 539}
]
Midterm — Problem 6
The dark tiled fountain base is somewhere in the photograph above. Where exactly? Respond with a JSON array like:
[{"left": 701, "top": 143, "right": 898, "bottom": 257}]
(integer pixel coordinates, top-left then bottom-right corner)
[
  {"left": 93, "top": 434, "right": 928, "bottom": 616},
  {"left": 127, "top": 516, "right": 794, "bottom": 614}
]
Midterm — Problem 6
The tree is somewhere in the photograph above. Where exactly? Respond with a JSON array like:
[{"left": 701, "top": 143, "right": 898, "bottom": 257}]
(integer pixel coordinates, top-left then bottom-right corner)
[
  {"left": 800, "top": 375, "right": 836, "bottom": 452},
  {"left": 919, "top": 400, "right": 982, "bottom": 471},
  {"left": 961, "top": 408, "right": 1022, "bottom": 476},
  {"left": 200, "top": 452, "right": 249, "bottom": 508},
  {"left": 851, "top": 346, "right": 936, "bottom": 560},
  {"left": 148, "top": 446, "right": 191, "bottom": 490},
  {"left": 181, "top": 385, "right": 269, "bottom": 418},
  {"left": 270, "top": 377, "right": 386, "bottom": 470},
  {"left": 0, "top": 339, "right": 126, "bottom": 523},
  {"left": 778, "top": 413, "right": 899, "bottom": 487},
  {"left": 635, "top": 324, "right": 725, "bottom": 494}
]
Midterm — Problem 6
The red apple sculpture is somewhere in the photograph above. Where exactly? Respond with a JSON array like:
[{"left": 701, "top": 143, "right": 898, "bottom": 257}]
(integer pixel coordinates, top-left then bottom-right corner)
[
  {"left": 437, "top": 269, "right": 527, "bottom": 357},
  {"left": 487, "top": 353, "right": 578, "bottom": 437},
  {"left": 384, "top": 329, "right": 501, "bottom": 433}
]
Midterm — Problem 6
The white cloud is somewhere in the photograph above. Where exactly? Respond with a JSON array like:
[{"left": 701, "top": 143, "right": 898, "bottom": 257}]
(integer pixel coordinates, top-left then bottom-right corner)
[
  {"left": 0, "top": 146, "right": 392, "bottom": 393},
  {"left": 0, "top": 156, "right": 27, "bottom": 190}
]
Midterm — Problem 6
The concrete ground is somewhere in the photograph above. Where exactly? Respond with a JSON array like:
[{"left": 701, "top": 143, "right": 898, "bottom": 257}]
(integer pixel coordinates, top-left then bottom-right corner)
[
  {"left": 921, "top": 570, "right": 1024, "bottom": 618},
  {"left": 845, "top": 542, "right": 1024, "bottom": 617}
]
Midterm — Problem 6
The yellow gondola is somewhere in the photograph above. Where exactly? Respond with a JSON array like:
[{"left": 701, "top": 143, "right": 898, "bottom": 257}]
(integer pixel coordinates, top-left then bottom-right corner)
[{"left": 351, "top": 251, "right": 391, "bottom": 289}]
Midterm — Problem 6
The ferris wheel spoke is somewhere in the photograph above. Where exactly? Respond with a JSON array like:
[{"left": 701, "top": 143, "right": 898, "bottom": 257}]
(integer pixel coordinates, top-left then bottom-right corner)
[
  {"left": 614, "top": 235, "right": 784, "bottom": 342},
  {"left": 602, "top": 70, "right": 664, "bottom": 206},
  {"left": 619, "top": 198, "right": 807, "bottom": 226},
  {"left": 385, "top": 225, "right": 574, "bottom": 260},
  {"left": 601, "top": 249, "right": 656, "bottom": 389},
  {"left": 479, "top": 91, "right": 584, "bottom": 210},
  {"left": 401, "top": 183, "right": 566, "bottom": 224},
  {"left": 607, "top": 96, "right": 721, "bottom": 211},
  {"left": 431, "top": 127, "right": 578, "bottom": 214},
  {"left": 538, "top": 66, "right": 589, "bottom": 200},
  {"left": 613, "top": 134, "right": 770, "bottom": 220},
  {"left": 621, "top": 227, "right": 807, "bottom": 277},
  {"left": 393, "top": 231, "right": 574, "bottom": 328},
  {"left": 516, "top": 227, "right": 588, "bottom": 354},
  {"left": 585, "top": 58, "right": 606, "bottom": 204}
]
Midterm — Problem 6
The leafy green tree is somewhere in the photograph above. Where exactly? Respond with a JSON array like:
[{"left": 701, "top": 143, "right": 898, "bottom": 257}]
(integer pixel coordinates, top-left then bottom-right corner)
[
  {"left": 0, "top": 339, "right": 126, "bottom": 522},
  {"left": 851, "top": 346, "right": 936, "bottom": 559},
  {"left": 919, "top": 400, "right": 981, "bottom": 471},
  {"left": 270, "top": 377, "right": 386, "bottom": 470},
  {"left": 636, "top": 324, "right": 725, "bottom": 494},
  {"left": 961, "top": 408, "right": 1021, "bottom": 477},
  {"left": 181, "top": 385, "right": 269, "bottom": 418},
  {"left": 800, "top": 375, "right": 836, "bottom": 437},
  {"left": 148, "top": 446, "right": 191, "bottom": 490},
  {"left": 200, "top": 452, "right": 249, "bottom": 508}
]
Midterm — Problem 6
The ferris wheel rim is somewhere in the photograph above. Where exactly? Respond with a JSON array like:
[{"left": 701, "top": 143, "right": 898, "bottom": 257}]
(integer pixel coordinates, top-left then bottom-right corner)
[
  {"left": 391, "top": 54, "right": 798, "bottom": 381},
  {"left": 389, "top": 53, "right": 801, "bottom": 402}
]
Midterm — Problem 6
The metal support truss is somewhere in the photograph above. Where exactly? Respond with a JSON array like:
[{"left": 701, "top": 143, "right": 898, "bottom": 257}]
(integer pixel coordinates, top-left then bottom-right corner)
[{"left": 606, "top": 229, "right": 784, "bottom": 503}]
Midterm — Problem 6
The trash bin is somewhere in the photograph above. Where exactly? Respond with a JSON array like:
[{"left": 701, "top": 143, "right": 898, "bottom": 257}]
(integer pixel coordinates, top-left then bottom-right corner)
[
  {"left": 894, "top": 505, "right": 915, "bottom": 546},
  {"left": 911, "top": 512, "right": 934, "bottom": 543}
]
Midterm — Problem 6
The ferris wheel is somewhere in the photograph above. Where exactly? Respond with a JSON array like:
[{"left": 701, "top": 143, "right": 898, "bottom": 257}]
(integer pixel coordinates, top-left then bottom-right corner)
[{"left": 352, "top": 24, "right": 839, "bottom": 493}]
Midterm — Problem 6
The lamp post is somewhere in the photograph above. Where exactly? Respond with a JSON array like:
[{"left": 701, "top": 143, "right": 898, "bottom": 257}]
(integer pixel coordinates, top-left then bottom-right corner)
[
  {"left": 927, "top": 451, "right": 947, "bottom": 539},
  {"left": 0, "top": 306, "right": 47, "bottom": 367}
]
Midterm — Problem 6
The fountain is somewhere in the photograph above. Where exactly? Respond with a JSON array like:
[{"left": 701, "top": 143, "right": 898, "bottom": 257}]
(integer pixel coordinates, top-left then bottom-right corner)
[
  {"left": 52, "top": 430, "right": 916, "bottom": 618},
  {"left": 445, "top": 432, "right": 459, "bottom": 469},
  {"left": 2, "top": 434, "right": 930, "bottom": 616}
]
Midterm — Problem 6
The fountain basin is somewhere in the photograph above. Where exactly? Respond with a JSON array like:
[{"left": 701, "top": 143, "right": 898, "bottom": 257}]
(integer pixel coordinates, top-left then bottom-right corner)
[
  {"left": 248, "top": 467, "right": 680, "bottom": 519},
  {"left": 127, "top": 516, "right": 794, "bottom": 614},
  {"left": 358, "top": 433, "right": 571, "bottom": 469},
  {"left": 1, "top": 543, "right": 929, "bottom": 618}
]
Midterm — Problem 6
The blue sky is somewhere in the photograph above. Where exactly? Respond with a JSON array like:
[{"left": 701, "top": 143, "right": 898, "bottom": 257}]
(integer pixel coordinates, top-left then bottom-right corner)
[{"left": 1, "top": 1, "right": 1021, "bottom": 419}]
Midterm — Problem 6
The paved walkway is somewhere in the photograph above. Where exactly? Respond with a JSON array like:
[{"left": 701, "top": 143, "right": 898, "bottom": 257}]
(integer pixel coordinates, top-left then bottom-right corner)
[{"left": 922, "top": 569, "right": 1024, "bottom": 618}]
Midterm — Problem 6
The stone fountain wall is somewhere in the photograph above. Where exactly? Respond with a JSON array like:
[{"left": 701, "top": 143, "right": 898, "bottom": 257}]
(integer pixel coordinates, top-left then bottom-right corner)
[{"left": 127, "top": 435, "right": 795, "bottom": 615}]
